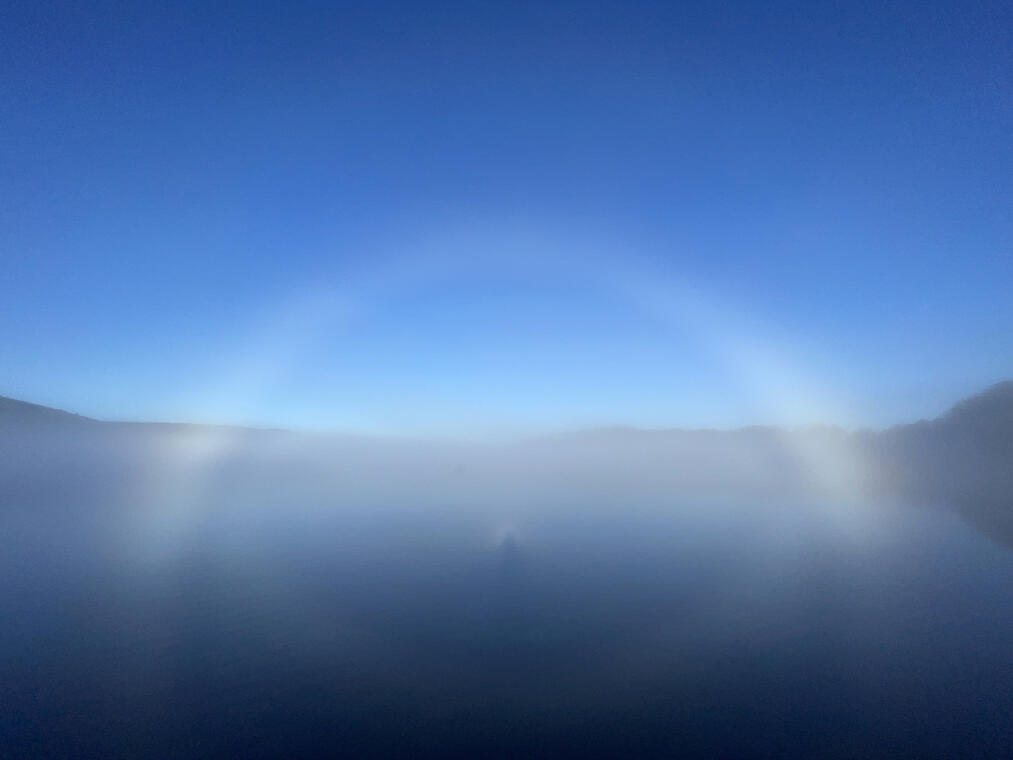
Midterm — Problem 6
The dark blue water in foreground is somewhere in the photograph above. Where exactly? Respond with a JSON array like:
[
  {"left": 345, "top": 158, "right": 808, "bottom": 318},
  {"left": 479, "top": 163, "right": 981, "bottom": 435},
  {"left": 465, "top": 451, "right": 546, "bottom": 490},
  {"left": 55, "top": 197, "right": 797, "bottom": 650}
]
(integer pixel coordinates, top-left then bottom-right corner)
[{"left": 3, "top": 498, "right": 1013, "bottom": 758}]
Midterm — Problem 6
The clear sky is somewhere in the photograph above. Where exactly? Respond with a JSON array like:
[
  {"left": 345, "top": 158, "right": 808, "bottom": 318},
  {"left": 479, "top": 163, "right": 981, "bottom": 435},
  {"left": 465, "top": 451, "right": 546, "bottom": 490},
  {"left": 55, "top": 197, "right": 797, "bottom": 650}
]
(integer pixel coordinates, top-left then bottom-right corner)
[{"left": 3, "top": 1, "right": 1011, "bottom": 433}]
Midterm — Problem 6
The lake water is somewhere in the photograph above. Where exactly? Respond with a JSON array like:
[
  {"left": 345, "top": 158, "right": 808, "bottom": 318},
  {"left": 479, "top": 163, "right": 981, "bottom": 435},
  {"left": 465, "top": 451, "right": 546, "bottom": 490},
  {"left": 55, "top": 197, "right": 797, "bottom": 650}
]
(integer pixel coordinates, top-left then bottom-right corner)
[{"left": 2, "top": 490, "right": 1013, "bottom": 758}]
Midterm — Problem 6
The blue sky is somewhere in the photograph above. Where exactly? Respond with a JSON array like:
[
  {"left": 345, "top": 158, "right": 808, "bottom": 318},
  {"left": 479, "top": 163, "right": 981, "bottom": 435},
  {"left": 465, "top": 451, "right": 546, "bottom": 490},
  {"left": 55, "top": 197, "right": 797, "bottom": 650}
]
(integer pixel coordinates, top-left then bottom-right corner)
[{"left": 3, "top": 1, "right": 1011, "bottom": 433}]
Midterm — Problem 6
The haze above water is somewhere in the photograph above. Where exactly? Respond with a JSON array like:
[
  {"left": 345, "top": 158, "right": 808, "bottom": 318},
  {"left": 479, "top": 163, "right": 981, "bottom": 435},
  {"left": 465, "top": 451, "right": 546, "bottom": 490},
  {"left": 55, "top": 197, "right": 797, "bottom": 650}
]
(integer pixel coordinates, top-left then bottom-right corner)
[{"left": 2, "top": 386, "right": 1012, "bottom": 758}]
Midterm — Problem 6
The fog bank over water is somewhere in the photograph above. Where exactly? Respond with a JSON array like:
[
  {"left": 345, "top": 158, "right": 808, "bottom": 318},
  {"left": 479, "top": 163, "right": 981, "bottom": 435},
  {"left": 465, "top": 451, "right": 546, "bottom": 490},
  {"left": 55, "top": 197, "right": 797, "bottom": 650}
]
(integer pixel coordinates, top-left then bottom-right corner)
[
  {"left": 2, "top": 383, "right": 1013, "bottom": 758},
  {"left": 3, "top": 381, "right": 1011, "bottom": 543}
]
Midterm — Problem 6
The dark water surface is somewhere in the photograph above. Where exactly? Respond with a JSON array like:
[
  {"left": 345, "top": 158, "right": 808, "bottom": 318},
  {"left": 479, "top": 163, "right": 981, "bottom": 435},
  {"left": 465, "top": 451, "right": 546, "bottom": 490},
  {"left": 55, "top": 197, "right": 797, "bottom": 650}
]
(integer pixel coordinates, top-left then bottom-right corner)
[{"left": 3, "top": 491, "right": 1013, "bottom": 759}]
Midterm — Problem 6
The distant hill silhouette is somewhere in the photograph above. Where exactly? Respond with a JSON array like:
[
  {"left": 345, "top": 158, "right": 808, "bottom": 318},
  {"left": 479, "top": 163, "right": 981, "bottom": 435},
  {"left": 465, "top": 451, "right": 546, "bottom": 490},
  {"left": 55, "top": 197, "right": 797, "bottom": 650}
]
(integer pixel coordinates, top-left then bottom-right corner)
[
  {"left": 873, "top": 382, "right": 1013, "bottom": 546},
  {"left": 0, "top": 395, "right": 96, "bottom": 427},
  {"left": 938, "top": 380, "right": 1013, "bottom": 443}
]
